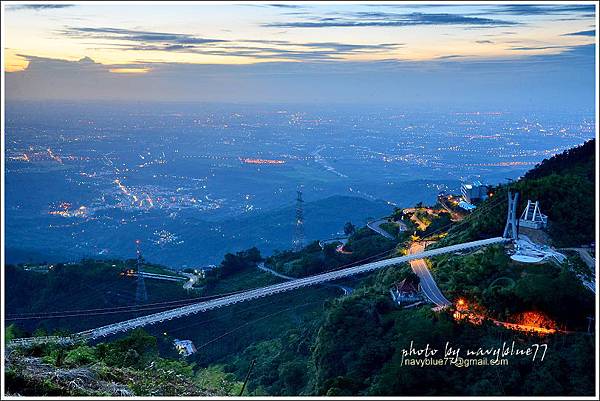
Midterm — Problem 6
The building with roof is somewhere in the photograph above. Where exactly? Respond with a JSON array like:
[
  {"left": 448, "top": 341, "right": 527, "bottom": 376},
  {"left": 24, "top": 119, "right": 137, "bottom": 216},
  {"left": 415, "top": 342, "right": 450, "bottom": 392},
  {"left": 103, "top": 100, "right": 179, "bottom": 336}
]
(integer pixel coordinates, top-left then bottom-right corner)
[
  {"left": 390, "top": 278, "right": 422, "bottom": 305},
  {"left": 461, "top": 180, "right": 489, "bottom": 204},
  {"left": 457, "top": 200, "right": 477, "bottom": 212},
  {"left": 173, "top": 339, "right": 197, "bottom": 356}
]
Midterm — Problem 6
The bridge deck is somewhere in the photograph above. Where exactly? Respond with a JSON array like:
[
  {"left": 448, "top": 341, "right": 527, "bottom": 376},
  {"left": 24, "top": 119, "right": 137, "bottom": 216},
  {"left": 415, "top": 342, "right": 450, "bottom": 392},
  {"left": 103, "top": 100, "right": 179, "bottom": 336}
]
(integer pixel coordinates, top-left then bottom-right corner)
[{"left": 8, "top": 237, "right": 508, "bottom": 348}]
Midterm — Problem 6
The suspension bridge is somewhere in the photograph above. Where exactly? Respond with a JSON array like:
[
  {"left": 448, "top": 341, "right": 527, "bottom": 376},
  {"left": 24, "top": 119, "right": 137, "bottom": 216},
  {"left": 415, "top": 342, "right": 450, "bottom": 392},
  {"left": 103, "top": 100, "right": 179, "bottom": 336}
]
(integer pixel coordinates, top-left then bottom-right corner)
[{"left": 7, "top": 192, "right": 519, "bottom": 349}]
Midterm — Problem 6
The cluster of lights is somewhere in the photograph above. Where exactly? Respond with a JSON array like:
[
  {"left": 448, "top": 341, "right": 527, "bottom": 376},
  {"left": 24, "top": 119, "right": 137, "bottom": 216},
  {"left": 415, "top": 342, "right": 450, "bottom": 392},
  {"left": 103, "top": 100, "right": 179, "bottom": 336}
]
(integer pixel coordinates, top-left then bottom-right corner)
[
  {"left": 453, "top": 298, "right": 558, "bottom": 335},
  {"left": 240, "top": 158, "right": 286, "bottom": 165},
  {"left": 48, "top": 202, "right": 88, "bottom": 218},
  {"left": 8, "top": 147, "right": 75, "bottom": 164},
  {"left": 46, "top": 148, "right": 63, "bottom": 164},
  {"left": 9, "top": 153, "right": 31, "bottom": 162},
  {"left": 465, "top": 161, "right": 538, "bottom": 167}
]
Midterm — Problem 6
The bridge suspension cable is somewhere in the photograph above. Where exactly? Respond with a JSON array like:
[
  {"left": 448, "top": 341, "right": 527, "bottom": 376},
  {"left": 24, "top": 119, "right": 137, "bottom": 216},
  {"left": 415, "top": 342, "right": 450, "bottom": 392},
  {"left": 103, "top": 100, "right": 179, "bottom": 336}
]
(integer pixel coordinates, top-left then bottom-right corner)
[
  {"left": 7, "top": 193, "right": 515, "bottom": 347},
  {"left": 421, "top": 195, "right": 507, "bottom": 241},
  {"left": 8, "top": 236, "right": 508, "bottom": 348},
  {"left": 4, "top": 287, "right": 277, "bottom": 320}
]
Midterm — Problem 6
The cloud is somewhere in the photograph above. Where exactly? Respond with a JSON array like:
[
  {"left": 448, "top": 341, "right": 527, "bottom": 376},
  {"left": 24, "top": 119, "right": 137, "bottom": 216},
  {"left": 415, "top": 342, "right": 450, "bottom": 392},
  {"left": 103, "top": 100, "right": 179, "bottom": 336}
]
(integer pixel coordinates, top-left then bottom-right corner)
[
  {"left": 510, "top": 45, "right": 569, "bottom": 51},
  {"left": 562, "top": 29, "right": 596, "bottom": 37},
  {"left": 98, "top": 42, "right": 403, "bottom": 61},
  {"left": 61, "top": 27, "right": 226, "bottom": 45},
  {"left": 7, "top": 4, "right": 75, "bottom": 11},
  {"left": 504, "top": 44, "right": 595, "bottom": 66},
  {"left": 476, "top": 40, "right": 494, "bottom": 44},
  {"left": 267, "top": 4, "right": 303, "bottom": 8},
  {"left": 5, "top": 45, "right": 594, "bottom": 113},
  {"left": 435, "top": 54, "right": 469, "bottom": 60},
  {"left": 486, "top": 5, "right": 596, "bottom": 16},
  {"left": 241, "top": 3, "right": 305, "bottom": 9},
  {"left": 263, "top": 12, "right": 519, "bottom": 28},
  {"left": 60, "top": 26, "right": 403, "bottom": 61}
]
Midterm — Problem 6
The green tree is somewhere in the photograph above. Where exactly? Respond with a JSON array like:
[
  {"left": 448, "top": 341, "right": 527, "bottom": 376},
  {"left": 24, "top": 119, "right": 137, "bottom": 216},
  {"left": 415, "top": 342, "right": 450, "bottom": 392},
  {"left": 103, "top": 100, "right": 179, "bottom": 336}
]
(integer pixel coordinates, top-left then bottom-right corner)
[
  {"left": 5, "top": 323, "right": 26, "bottom": 343},
  {"left": 343, "top": 221, "right": 356, "bottom": 235}
]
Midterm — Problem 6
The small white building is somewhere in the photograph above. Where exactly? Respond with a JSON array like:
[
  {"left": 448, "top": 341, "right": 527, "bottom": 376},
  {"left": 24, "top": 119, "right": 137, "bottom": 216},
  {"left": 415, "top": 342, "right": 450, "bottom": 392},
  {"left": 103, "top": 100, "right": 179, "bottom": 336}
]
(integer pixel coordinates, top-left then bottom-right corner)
[
  {"left": 457, "top": 200, "right": 477, "bottom": 212},
  {"left": 173, "top": 339, "right": 197, "bottom": 356},
  {"left": 461, "top": 181, "right": 489, "bottom": 204}
]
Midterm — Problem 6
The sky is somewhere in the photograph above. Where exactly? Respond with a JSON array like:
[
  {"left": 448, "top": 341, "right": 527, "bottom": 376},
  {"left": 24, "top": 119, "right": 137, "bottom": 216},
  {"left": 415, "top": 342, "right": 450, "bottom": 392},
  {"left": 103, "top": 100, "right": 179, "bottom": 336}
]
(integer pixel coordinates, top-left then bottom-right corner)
[{"left": 2, "top": 2, "right": 597, "bottom": 109}]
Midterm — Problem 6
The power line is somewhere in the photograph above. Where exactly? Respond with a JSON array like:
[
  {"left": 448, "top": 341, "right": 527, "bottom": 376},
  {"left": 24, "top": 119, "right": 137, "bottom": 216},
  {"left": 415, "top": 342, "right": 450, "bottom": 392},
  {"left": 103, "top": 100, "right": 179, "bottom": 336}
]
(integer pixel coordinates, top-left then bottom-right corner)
[
  {"left": 421, "top": 196, "right": 506, "bottom": 241},
  {"left": 195, "top": 301, "right": 321, "bottom": 351},
  {"left": 5, "top": 286, "right": 272, "bottom": 320}
]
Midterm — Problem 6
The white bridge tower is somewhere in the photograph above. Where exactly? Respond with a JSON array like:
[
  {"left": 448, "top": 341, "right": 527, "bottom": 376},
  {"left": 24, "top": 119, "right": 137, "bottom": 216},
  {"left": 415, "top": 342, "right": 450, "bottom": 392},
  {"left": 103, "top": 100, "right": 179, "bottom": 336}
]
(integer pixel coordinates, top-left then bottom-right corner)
[{"left": 503, "top": 191, "right": 519, "bottom": 240}]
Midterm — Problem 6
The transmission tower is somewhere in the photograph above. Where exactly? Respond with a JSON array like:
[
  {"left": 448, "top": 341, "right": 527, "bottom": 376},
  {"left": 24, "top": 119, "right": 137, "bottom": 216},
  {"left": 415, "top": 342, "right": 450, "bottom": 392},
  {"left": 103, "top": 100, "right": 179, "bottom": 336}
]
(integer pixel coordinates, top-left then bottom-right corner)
[
  {"left": 135, "top": 240, "right": 148, "bottom": 304},
  {"left": 293, "top": 189, "right": 305, "bottom": 252}
]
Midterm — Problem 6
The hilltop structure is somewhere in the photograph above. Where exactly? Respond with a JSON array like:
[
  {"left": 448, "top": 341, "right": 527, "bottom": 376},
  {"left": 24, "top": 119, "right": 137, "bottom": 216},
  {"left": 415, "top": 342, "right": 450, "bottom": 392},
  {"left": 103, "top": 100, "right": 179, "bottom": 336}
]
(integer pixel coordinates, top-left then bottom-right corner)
[
  {"left": 519, "top": 200, "right": 548, "bottom": 230},
  {"left": 461, "top": 180, "right": 489, "bottom": 204}
]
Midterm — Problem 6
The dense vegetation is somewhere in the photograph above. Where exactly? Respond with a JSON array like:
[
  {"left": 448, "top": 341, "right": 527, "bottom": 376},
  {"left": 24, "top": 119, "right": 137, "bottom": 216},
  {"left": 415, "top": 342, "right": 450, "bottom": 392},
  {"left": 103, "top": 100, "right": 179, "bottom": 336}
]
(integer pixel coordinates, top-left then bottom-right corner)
[
  {"left": 265, "top": 227, "right": 402, "bottom": 278},
  {"left": 202, "top": 247, "right": 263, "bottom": 290},
  {"left": 524, "top": 139, "right": 595, "bottom": 182},
  {"left": 206, "top": 274, "right": 595, "bottom": 396},
  {"left": 210, "top": 243, "right": 595, "bottom": 395},
  {"left": 4, "top": 260, "right": 196, "bottom": 335}
]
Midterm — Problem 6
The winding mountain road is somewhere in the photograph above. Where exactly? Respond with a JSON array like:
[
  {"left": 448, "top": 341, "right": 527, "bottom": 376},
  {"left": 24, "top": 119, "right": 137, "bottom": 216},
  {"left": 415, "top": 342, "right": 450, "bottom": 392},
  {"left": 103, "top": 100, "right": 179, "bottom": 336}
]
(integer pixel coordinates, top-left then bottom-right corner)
[
  {"left": 367, "top": 219, "right": 406, "bottom": 240},
  {"left": 408, "top": 242, "right": 452, "bottom": 308}
]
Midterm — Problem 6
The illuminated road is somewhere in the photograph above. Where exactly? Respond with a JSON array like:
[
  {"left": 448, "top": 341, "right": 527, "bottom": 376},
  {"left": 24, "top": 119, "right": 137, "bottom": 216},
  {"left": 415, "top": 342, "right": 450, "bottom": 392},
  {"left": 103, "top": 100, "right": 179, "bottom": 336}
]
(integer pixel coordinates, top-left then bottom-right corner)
[
  {"left": 130, "top": 271, "right": 197, "bottom": 290},
  {"left": 367, "top": 218, "right": 406, "bottom": 240},
  {"left": 181, "top": 273, "right": 199, "bottom": 290},
  {"left": 408, "top": 242, "right": 452, "bottom": 308},
  {"left": 257, "top": 262, "right": 294, "bottom": 281}
]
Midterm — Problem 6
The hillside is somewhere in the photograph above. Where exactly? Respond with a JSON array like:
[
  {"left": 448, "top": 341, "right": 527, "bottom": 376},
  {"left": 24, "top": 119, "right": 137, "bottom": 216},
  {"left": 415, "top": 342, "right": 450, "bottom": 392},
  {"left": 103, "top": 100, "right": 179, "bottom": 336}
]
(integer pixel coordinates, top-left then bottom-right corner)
[
  {"left": 438, "top": 139, "right": 595, "bottom": 247},
  {"left": 5, "top": 330, "right": 217, "bottom": 396},
  {"left": 4, "top": 260, "right": 198, "bottom": 334},
  {"left": 4, "top": 140, "right": 596, "bottom": 396}
]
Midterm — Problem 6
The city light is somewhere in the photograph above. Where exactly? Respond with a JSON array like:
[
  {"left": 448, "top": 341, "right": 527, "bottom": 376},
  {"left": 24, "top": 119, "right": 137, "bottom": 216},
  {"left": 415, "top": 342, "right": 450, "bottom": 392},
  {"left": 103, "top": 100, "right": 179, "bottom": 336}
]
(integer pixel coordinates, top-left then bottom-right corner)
[{"left": 241, "top": 158, "right": 286, "bottom": 165}]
